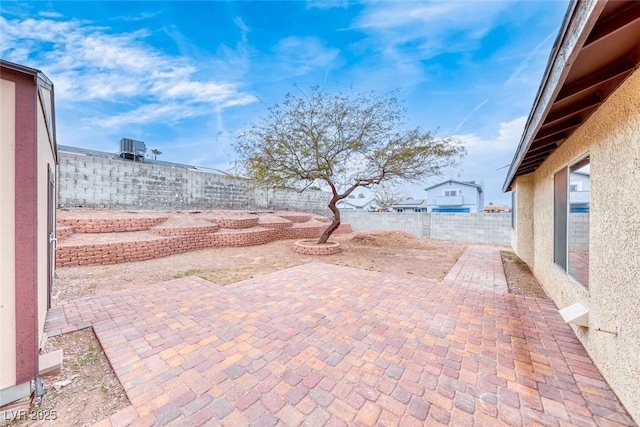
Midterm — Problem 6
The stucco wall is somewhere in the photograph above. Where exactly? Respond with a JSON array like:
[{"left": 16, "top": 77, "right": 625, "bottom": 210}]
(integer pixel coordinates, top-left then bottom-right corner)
[
  {"left": 58, "top": 152, "right": 331, "bottom": 216},
  {"left": 523, "top": 68, "right": 640, "bottom": 421},
  {"left": 341, "top": 211, "right": 511, "bottom": 244},
  {"left": 0, "top": 78, "right": 17, "bottom": 390},
  {"left": 511, "top": 174, "right": 535, "bottom": 266}
]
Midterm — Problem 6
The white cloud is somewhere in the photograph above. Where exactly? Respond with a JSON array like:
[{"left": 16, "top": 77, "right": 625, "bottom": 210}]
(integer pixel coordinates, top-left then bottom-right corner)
[
  {"left": 0, "top": 15, "right": 256, "bottom": 126},
  {"left": 118, "top": 11, "right": 163, "bottom": 22},
  {"left": 352, "top": 1, "right": 509, "bottom": 60},
  {"left": 455, "top": 116, "right": 526, "bottom": 153},
  {"left": 272, "top": 36, "right": 339, "bottom": 77},
  {"left": 39, "top": 11, "right": 63, "bottom": 19}
]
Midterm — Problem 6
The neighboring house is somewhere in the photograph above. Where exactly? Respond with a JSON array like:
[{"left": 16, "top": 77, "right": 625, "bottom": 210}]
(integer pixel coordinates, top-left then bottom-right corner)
[
  {"left": 390, "top": 199, "right": 428, "bottom": 213},
  {"left": 0, "top": 61, "right": 59, "bottom": 406},
  {"left": 424, "top": 180, "right": 483, "bottom": 213},
  {"left": 503, "top": 1, "right": 640, "bottom": 423},
  {"left": 336, "top": 196, "right": 377, "bottom": 211}
]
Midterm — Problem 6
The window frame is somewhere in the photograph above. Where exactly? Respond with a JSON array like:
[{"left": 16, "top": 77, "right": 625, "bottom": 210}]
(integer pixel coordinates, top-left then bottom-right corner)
[{"left": 553, "top": 153, "right": 590, "bottom": 288}]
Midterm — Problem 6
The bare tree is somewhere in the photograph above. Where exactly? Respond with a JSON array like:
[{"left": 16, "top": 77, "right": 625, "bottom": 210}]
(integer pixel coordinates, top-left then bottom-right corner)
[
  {"left": 372, "top": 182, "right": 406, "bottom": 211},
  {"left": 235, "top": 87, "right": 465, "bottom": 243}
]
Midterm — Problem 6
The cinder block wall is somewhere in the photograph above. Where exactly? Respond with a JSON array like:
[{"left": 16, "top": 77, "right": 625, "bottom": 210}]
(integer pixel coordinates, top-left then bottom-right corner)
[
  {"left": 58, "top": 153, "right": 331, "bottom": 215},
  {"left": 341, "top": 211, "right": 512, "bottom": 245},
  {"left": 568, "top": 213, "right": 589, "bottom": 251},
  {"left": 338, "top": 211, "right": 426, "bottom": 236},
  {"left": 430, "top": 213, "right": 511, "bottom": 244}
]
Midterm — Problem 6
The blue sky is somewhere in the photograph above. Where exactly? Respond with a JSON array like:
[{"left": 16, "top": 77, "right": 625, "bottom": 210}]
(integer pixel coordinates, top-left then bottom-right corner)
[{"left": 1, "top": 1, "right": 569, "bottom": 205}]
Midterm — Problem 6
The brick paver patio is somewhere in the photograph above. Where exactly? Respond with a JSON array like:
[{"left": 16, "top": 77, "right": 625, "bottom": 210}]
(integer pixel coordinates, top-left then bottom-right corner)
[{"left": 45, "top": 245, "right": 634, "bottom": 426}]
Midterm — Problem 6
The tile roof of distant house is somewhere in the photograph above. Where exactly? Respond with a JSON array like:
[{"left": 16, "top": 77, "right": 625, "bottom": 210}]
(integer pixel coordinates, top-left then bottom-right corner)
[
  {"left": 391, "top": 199, "right": 427, "bottom": 207},
  {"left": 483, "top": 205, "right": 511, "bottom": 212},
  {"left": 424, "top": 180, "right": 483, "bottom": 192},
  {"left": 338, "top": 197, "right": 375, "bottom": 208}
]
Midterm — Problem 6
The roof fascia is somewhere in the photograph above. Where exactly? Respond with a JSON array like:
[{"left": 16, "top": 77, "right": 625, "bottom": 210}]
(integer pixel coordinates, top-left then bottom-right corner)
[{"left": 502, "top": 0, "right": 605, "bottom": 192}]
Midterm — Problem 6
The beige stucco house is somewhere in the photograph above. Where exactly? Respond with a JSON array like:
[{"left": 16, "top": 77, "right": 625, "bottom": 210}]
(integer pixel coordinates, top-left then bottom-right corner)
[
  {"left": 0, "top": 60, "right": 59, "bottom": 406},
  {"left": 503, "top": 1, "right": 640, "bottom": 423}
]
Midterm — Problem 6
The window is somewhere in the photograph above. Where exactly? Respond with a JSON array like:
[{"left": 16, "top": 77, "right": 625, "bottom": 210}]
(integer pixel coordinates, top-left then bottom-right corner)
[
  {"left": 443, "top": 190, "right": 459, "bottom": 197},
  {"left": 554, "top": 155, "right": 590, "bottom": 287},
  {"left": 553, "top": 168, "right": 568, "bottom": 270}
]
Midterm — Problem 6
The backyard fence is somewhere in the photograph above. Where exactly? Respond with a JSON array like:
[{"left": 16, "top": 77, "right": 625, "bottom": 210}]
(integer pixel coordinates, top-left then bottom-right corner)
[
  {"left": 57, "top": 151, "right": 517, "bottom": 245},
  {"left": 341, "top": 211, "right": 512, "bottom": 245},
  {"left": 57, "top": 152, "right": 331, "bottom": 215}
]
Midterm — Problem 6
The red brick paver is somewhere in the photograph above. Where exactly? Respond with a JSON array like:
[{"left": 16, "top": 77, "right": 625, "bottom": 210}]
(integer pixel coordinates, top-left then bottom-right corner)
[
  {"left": 46, "top": 246, "right": 634, "bottom": 426},
  {"left": 444, "top": 245, "right": 508, "bottom": 293}
]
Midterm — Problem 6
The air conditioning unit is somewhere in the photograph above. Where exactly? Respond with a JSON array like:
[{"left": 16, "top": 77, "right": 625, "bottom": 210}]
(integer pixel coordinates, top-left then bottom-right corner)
[{"left": 119, "top": 138, "right": 146, "bottom": 161}]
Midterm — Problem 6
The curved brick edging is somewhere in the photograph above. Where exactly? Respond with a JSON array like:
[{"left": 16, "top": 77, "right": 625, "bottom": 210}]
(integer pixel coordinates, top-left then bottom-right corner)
[
  {"left": 152, "top": 224, "right": 220, "bottom": 236},
  {"left": 210, "top": 228, "right": 278, "bottom": 247},
  {"left": 56, "top": 236, "right": 182, "bottom": 267},
  {"left": 293, "top": 240, "right": 341, "bottom": 255},
  {"left": 207, "top": 216, "right": 259, "bottom": 229},
  {"left": 259, "top": 221, "right": 294, "bottom": 229},
  {"left": 56, "top": 227, "right": 280, "bottom": 267},
  {"left": 55, "top": 211, "right": 353, "bottom": 267},
  {"left": 276, "top": 212, "right": 311, "bottom": 223},
  {"left": 56, "top": 225, "right": 74, "bottom": 241},
  {"left": 57, "top": 217, "right": 168, "bottom": 233},
  {"left": 258, "top": 217, "right": 294, "bottom": 229}
]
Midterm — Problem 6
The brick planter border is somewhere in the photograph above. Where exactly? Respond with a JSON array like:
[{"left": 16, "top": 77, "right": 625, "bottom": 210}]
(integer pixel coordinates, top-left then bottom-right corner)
[
  {"left": 293, "top": 239, "right": 342, "bottom": 255},
  {"left": 207, "top": 217, "right": 259, "bottom": 229},
  {"left": 57, "top": 217, "right": 168, "bottom": 233},
  {"left": 55, "top": 211, "right": 353, "bottom": 267}
]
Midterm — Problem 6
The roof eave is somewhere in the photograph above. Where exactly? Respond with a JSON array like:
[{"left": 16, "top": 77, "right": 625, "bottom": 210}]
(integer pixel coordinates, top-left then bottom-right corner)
[{"left": 502, "top": 0, "right": 605, "bottom": 192}]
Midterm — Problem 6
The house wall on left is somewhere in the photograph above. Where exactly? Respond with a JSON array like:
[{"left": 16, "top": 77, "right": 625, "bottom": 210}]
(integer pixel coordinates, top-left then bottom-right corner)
[
  {"left": 0, "top": 61, "right": 57, "bottom": 406},
  {"left": 0, "top": 77, "right": 18, "bottom": 396}
]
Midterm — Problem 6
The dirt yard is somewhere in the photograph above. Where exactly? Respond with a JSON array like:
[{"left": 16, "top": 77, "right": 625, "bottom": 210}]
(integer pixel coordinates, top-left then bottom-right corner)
[
  {"left": 500, "top": 250, "right": 549, "bottom": 298},
  {"left": 52, "top": 231, "right": 468, "bottom": 305},
  {"left": 3, "top": 231, "right": 546, "bottom": 426}
]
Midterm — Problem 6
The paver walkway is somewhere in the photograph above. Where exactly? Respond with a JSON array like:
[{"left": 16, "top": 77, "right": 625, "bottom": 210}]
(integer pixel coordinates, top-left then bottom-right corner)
[
  {"left": 45, "top": 245, "right": 634, "bottom": 426},
  {"left": 443, "top": 245, "right": 508, "bottom": 293}
]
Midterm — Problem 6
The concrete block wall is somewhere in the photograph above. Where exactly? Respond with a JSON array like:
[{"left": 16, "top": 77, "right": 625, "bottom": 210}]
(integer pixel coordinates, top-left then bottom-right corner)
[
  {"left": 341, "top": 211, "right": 512, "bottom": 245},
  {"left": 339, "top": 212, "right": 426, "bottom": 237},
  {"left": 58, "top": 153, "right": 331, "bottom": 215},
  {"left": 430, "top": 213, "right": 511, "bottom": 244}
]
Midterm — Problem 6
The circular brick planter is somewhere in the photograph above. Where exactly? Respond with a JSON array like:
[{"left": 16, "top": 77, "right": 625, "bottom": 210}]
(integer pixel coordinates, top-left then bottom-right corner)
[{"left": 293, "top": 239, "right": 341, "bottom": 255}]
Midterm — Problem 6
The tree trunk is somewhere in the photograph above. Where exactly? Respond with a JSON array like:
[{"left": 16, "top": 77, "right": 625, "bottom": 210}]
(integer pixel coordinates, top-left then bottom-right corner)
[{"left": 317, "top": 195, "right": 341, "bottom": 244}]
